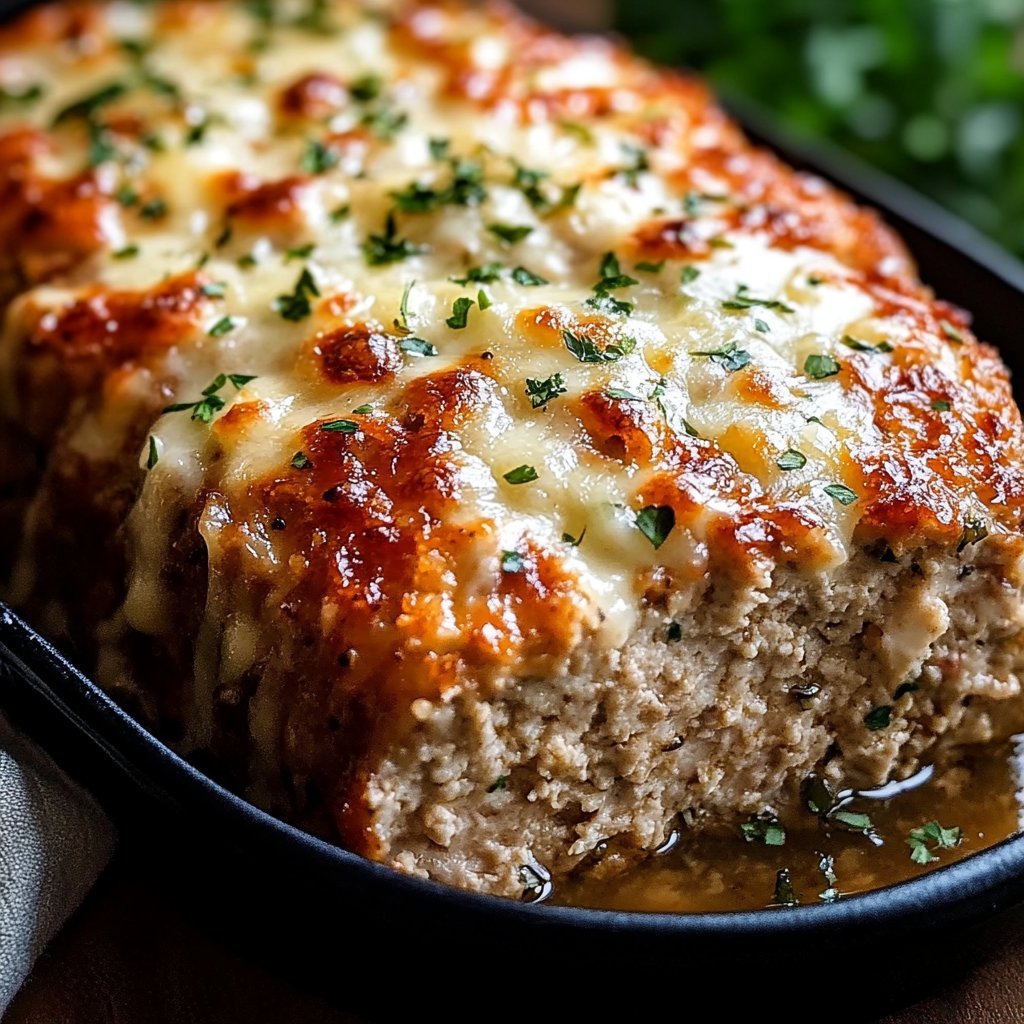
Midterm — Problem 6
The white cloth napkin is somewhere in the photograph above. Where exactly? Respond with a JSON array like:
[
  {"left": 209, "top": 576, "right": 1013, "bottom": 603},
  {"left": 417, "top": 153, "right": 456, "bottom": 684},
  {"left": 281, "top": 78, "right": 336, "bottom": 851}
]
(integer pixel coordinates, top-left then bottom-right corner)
[{"left": 0, "top": 712, "right": 116, "bottom": 1012}]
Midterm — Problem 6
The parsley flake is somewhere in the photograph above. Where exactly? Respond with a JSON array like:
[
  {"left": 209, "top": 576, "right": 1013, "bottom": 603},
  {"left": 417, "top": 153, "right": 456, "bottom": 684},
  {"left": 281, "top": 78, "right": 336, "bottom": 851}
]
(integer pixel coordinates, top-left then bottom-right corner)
[
  {"left": 864, "top": 705, "right": 893, "bottom": 731},
  {"left": 824, "top": 483, "right": 858, "bottom": 505},
  {"left": 446, "top": 297, "right": 475, "bottom": 329},
  {"left": 363, "top": 214, "right": 425, "bottom": 266},
  {"left": 563, "top": 329, "right": 636, "bottom": 363},
  {"left": 777, "top": 449, "right": 807, "bottom": 471},
  {"left": 300, "top": 138, "right": 338, "bottom": 174},
  {"left": 907, "top": 821, "right": 961, "bottom": 865},
  {"left": 399, "top": 337, "right": 437, "bottom": 357},
  {"left": 804, "top": 353, "right": 841, "bottom": 379},
  {"left": 721, "top": 285, "right": 794, "bottom": 314},
  {"left": 208, "top": 316, "right": 239, "bottom": 337},
  {"left": 291, "top": 451, "right": 312, "bottom": 470},
  {"left": 273, "top": 267, "right": 320, "bottom": 321},
  {"left": 691, "top": 341, "right": 751, "bottom": 372},
  {"left": 488, "top": 223, "right": 533, "bottom": 244},
  {"left": 740, "top": 814, "right": 786, "bottom": 847},
  {"left": 146, "top": 435, "right": 159, "bottom": 469},
  {"left": 526, "top": 373, "right": 567, "bottom": 409},
  {"left": 501, "top": 550, "right": 525, "bottom": 574},
  {"left": 321, "top": 418, "right": 359, "bottom": 434},
  {"left": 511, "top": 266, "right": 548, "bottom": 287},
  {"left": 635, "top": 505, "right": 675, "bottom": 549},
  {"left": 503, "top": 465, "right": 538, "bottom": 485},
  {"left": 163, "top": 372, "right": 255, "bottom": 423}
]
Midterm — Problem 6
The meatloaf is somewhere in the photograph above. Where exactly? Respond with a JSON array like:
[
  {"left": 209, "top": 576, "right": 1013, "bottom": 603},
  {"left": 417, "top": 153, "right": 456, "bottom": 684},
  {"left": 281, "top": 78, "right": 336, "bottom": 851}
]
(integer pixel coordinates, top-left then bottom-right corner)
[{"left": 1, "top": 0, "right": 1023, "bottom": 898}]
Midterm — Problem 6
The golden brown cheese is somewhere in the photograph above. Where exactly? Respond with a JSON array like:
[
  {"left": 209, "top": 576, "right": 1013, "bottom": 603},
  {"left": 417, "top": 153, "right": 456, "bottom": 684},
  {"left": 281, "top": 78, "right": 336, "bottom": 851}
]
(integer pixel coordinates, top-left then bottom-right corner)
[{"left": 0, "top": 0, "right": 1023, "bottom": 867}]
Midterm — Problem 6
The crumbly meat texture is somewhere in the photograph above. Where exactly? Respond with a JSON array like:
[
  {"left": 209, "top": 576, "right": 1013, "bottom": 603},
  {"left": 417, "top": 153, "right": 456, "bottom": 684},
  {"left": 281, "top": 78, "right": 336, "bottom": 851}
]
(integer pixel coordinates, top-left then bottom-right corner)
[{"left": 1, "top": 0, "right": 1024, "bottom": 898}]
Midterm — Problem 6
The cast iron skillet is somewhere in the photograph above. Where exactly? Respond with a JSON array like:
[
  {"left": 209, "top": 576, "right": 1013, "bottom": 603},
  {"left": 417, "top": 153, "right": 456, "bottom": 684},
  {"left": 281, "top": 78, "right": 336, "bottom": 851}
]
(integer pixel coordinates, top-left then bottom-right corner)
[{"left": 3, "top": 5, "right": 1024, "bottom": 1018}]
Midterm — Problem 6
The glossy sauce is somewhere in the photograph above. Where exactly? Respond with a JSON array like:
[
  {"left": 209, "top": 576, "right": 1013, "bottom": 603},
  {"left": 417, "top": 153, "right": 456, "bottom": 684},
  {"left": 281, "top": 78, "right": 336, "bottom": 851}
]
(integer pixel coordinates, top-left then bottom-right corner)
[{"left": 556, "top": 745, "right": 1021, "bottom": 913}]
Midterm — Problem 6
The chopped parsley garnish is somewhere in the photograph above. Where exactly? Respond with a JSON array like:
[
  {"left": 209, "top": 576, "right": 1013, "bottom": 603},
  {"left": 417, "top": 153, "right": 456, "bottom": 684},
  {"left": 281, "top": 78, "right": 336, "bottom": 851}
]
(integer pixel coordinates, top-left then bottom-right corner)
[
  {"left": 740, "top": 814, "right": 786, "bottom": 847},
  {"left": 393, "top": 280, "right": 415, "bottom": 335},
  {"left": 907, "top": 821, "right": 961, "bottom": 864},
  {"left": 635, "top": 504, "right": 675, "bottom": 549},
  {"left": 754, "top": 318, "right": 770, "bottom": 333},
  {"left": 721, "top": 284, "right": 794, "bottom": 314},
  {"left": 352, "top": 404, "right": 373, "bottom": 415},
  {"left": 163, "top": 373, "right": 255, "bottom": 423},
  {"left": 605, "top": 387, "right": 643, "bottom": 401},
  {"left": 512, "top": 162, "right": 579, "bottom": 214},
  {"left": 0, "top": 83, "right": 43, "bottom": 107},
  {"left": 488, "top": 223, "right": 533, "bottom": 244},
  {"left": 562, "top": 527, "right": 586, "bottom": 547},
  {"left": 681, "top": 265, "right": 700, "bottom": 284},
  {"left": 349, "top": 74, "right": 383, "bottom": 102},
  {"left": 503, "top": 465, "right": 538, "bottom": 485},
  {"left": 864, "top": 705, "right": 893, "bottom": 731},
  {"left": 487, "top": 775, "right": 509, "bottom": 793},
  {"left": 361, "top": 104, "right": 408, "bottom": 140},
  {"left": 477, "top": 289, "right": 492, "bottom": 311},
  {"left": 285, "top": 242, "right": 316, "bottom": 262},
  {"left": 53, "top": 80, "right": 129, "bottom": 124},
  {"left": 829, "top": 810, "right": 877, "bottom": 837},
  {"left": 931, "top": 398, "right": 951, "bottom": 412},
  {"left": 957, "top": 517, "right": 988, "bottom": 552},
  {"left": 399, "top": 337, "right": 438, "bottom": 357},
  {"left": 329, "top": 204, "right": 351, "bottom": 223},
  {"left": 772, "top": 868, "right": 798, "bottom": 907},
  {"left": 635, "top": 260, "right": 665, "bottom": 273},
  {"left": 362, "top": 214, "right": 424, "bottom": 266},
  {"left": 392, "top": 158, "right": 486, "bottom": 212},
  {"left": 291, "top": 451, "right": 312, "bottom": 470},
  {"left": 559, "top": 120, "right": 595, "bottom": 144},
  {"left": 824, "top": 483, "right": 858, "bottom": 505},
  {"left": 273, "top": 267, "right": 320, "bottom": 321},
  {"left": 525, "top": 373, "right": 567, "bottom": 409},
  {"left": 214, "top": 223, "right": 233, "bottom": 249},
  {"left": 894, "top": 679, "right": 920, "bottom": 700},
  {"left": 563, "top": 329, "right": 636, "bottom": 363},
  {"left": 939, "top": 319, "right": 964, "bottom": 343},
  {"left": 819, "top": 854, "right": 840, "bottom": 903},
  {"left": 116, "top": 185, "right": 139, "bottom": 207},
  {"left": 519, "top": 864, "right": 548, "bottom": 899},
  {"left": 501, "top": 550, "right": 525, "bottom": 574},
  {"left": 87, "top": 120, "right": 117, "bottom": 167},
  {"left": 321, "top": 418, "right": 359, "bottom": 433},
  {"left": 804, "top": 354, "right": 841, "bottom": 379},
  {"left": 428, "top": 137, "right": 450, "bottom": 160},
  {"left": 776, "top": 449, "right": 807, "bottom": 471},
  {"left": 841, "top": 335, "right": 894, "bottom": 354},
  {"left": 208, "top": 316, "right": 239, "bottom": 337},
  {"left": 146, "top": 435, "right": 159, "bottom": 470},
  {"left": 301, "top": 138, "right": 339, "bottom": 174},
  {"left": 446, "top": 297, "right": 475, "bottom": 329},
  {"left": 586, "top": 252, "right": 639, "bottom": 316},
  {"left": 617, "top": 142, "right": 649, "bottom": 186},
  {"left": 802, "top": 774, "right": 837, "bottom": 816},
  {"left": 510, "top": 266, "right": 548, "bottom": 287},
  {"left": 450, "top": 263, "right": 503, "bottom": 286},
  {"left": 113, "top": 244, "right": 139, "bottom": 260},
  {"left": 690, "top": 341, "right": 751, "bottom": 372},
  {"left": 139, "top": 197, "right": 168, "bottom": 220}
]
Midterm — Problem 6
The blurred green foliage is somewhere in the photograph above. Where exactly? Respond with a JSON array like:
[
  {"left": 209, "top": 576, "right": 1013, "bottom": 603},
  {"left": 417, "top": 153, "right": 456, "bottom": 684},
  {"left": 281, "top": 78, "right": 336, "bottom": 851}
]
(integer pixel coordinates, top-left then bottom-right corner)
[{"left": 615, "top": 0, "right": 1024, "bottom": 258}]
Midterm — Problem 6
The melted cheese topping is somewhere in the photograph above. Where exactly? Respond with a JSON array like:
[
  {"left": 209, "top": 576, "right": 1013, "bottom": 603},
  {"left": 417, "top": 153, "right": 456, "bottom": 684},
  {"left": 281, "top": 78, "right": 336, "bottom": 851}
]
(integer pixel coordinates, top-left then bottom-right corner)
[{"left": 1, "top": 0, "right": 1022, "bottom": 691}]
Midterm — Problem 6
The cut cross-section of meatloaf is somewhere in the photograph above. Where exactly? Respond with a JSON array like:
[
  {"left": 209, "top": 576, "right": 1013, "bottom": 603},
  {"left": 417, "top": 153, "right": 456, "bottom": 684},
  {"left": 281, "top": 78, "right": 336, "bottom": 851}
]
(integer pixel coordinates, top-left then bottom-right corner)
[{"left": 1, "top": 0, "right": 1023, "bottom": 898}]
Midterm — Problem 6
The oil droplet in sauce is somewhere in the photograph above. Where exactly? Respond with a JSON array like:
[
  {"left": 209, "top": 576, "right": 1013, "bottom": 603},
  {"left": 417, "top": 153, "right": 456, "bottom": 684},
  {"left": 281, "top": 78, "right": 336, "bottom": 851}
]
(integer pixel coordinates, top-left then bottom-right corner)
[{"left": 555, "top": 744, "right": 1021, "bottom": 913}]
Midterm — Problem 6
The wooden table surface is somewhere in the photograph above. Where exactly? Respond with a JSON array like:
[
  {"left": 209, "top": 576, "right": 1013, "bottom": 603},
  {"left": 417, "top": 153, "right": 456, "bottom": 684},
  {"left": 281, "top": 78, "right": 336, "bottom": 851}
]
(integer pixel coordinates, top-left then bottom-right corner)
[{"left": 4, "top": 851, "right": 1024, "bottom": 1024}]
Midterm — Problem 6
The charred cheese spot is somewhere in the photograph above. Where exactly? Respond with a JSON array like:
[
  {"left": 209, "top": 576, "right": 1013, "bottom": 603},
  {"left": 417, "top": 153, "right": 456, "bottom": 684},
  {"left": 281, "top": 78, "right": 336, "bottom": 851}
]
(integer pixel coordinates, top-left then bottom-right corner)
[
  {"left": 279, "top": 72, "right": 349, "bottom": 120},
  {"left": 306, "top": 323, "right": 402, "bottom": 386},
  {"left": 219, "top": 172, "right": 310, "bottom": 233}
]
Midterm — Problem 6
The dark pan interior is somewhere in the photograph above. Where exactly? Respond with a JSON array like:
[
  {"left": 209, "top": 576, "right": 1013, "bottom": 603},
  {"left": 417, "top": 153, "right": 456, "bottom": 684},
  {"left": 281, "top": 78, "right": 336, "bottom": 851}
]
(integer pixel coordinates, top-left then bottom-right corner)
[{"left": 1, "top": 8, "right": 1024, "bottom": 1020}]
